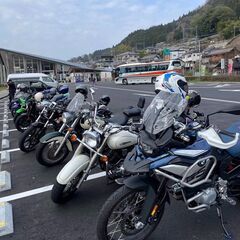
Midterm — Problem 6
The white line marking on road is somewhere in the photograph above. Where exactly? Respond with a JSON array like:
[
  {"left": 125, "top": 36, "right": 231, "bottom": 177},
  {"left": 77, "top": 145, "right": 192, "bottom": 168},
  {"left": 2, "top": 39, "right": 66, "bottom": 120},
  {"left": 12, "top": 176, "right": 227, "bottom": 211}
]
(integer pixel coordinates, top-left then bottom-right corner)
[
  {"left": 0, "top": 148, "right": 20, "bottom": 154},
  {"left": 133, "top": 93, "right": 240, "bottom": 105},
  {"left": 0, "top": 112, "right": 10, "bottom": 114},
  {"left": 219, "top": 89, "right": 240, "bottom": 92},
  {"left": 97, "top": 86, "right": 240, "bottom": 105},
  {"left": 0, "top": 172, "right": 106, "bottom": 202},
  {"left": 0, "top": 118, "right": 12, "bottom": 122},
  {"left": 202, "top": 97, "right": 240, "bottom": 104},
  {"left": 0, "top": 129, "right": 17, "bottom": 133},
  {"left": 133, "top": 93, "right": 155, "bottom": 97},
  {"left": 215, "top": 84, "right": 231, "bottom": 88}
]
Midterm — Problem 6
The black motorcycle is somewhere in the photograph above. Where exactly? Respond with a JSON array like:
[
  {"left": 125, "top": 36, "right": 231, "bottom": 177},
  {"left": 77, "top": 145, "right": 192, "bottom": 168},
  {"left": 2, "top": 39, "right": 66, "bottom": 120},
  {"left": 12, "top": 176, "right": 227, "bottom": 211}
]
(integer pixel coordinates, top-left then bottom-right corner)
[{"left": 18, "top": 95, "right": 69, "bottom": 152}]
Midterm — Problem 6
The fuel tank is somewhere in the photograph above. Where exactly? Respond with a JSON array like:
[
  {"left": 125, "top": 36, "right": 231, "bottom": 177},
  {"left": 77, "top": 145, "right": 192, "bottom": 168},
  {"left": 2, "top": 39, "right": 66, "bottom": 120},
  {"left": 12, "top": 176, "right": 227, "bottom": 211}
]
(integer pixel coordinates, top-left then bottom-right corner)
[{"left": 107, "top": 130, "right": 138, "bottom": 150}]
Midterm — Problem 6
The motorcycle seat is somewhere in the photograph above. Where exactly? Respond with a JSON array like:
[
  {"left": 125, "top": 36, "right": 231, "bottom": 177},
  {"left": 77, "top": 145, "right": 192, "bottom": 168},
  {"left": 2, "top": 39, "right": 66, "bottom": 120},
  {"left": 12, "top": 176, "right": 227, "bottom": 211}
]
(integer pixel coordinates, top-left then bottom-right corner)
[
  {"left": 109, "top": 113, "right": 129, "bottom": 126},
  {"left": 123, "top": 108, "right": 141, "bottom": 117},
  {"left": 51, "top": 94, "right": 66, "bottom": 102}
]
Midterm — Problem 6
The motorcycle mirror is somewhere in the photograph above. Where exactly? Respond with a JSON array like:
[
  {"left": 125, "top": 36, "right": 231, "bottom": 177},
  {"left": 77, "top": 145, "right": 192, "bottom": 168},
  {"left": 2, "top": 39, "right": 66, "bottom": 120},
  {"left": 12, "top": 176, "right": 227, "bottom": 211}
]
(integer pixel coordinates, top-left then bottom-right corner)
[{"left": 137, "top": 97, "right": 145, "bottom": 109}]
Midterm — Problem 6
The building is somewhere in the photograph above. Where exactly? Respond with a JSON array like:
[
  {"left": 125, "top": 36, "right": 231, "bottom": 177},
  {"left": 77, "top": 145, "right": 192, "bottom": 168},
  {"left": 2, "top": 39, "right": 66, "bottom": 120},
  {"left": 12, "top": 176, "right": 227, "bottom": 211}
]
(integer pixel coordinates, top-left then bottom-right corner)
[
  {"left": 96, "top": 55, "right": 114, "bottom": 68},
  {"left": 170, "top": 49, "right": 186, "bottom": 60},
  {"left": 140, "top": 54, "right": 161, "bottom": 63},
  {"left": 115, "top": 52, "right": 139, "bottom": 65},
  {"left": 0, "top": 48, "right": 95, "bottom": 83},
  {"left": 145, "top": 47, "right": 158, "bottom": 54},
  {"left": 227, "top": 35, "right": 240, "bottom": 51},
  {"left": 181, "top": 52, "right": 202, "bottom": 70},
  {"left": 202, "top": 47, "right": 240, "bottom": 65}
]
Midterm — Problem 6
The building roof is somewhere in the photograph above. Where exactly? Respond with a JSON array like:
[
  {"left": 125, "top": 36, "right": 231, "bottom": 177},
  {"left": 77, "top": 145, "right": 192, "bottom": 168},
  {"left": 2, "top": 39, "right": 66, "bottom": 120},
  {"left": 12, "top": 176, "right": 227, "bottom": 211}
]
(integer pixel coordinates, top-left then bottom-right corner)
[
  {"left": 0, "top": 47, "right": 94, "bottom": 71},
  {"left": 204, "top": 47, "right": 235, "bottom": 57},
  {"left": 117, "top": 51, "right": 138, "bottom": 57},
  {"left": 140, "top": 54, "right": 160, "bottom": 61}
]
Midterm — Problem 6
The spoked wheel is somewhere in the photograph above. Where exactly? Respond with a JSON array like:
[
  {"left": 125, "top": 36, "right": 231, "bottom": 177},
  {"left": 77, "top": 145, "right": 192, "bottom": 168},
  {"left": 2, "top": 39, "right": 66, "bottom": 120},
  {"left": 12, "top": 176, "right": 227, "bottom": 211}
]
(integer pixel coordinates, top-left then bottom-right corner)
[
  {"left": 15, "top": 114, "right": 35, "bottom": 132},
  {"left": 19, "top": 125, "right": 46, "bottom": 152},
  {"left": 36, "top": 140, "right": 69, "bottom": 167},
  {"left": 51, "top": 172, "right": 83, "bottom": 204},
  {"left": 97, "top": 186, "right": 164, "bottom": 240}
]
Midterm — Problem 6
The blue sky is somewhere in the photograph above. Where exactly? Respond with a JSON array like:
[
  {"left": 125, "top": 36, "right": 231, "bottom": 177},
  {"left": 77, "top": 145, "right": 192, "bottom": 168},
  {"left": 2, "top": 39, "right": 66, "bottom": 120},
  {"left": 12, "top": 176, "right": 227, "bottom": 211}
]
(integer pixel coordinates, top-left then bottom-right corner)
[{"left": 0, "top": 0, "right": 206, "bottom": 60}]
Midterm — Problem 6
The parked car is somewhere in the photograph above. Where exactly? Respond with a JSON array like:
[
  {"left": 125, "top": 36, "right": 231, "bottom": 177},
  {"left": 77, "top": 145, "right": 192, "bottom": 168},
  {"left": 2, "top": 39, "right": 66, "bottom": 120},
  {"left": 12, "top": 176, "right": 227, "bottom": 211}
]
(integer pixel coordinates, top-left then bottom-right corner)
[{"left": 7, "top": 73, "right": 59, "bottom": 89}]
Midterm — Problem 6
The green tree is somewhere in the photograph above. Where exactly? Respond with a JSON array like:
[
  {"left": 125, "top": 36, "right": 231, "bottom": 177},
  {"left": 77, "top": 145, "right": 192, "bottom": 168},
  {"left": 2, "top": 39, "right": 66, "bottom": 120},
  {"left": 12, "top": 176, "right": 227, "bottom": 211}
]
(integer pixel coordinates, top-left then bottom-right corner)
[
  {"left": 191, "top": 5, "right": 235, "bottom": 36},
  {"left": 218, "top": 20, "right": 240, "bottom": 39}
]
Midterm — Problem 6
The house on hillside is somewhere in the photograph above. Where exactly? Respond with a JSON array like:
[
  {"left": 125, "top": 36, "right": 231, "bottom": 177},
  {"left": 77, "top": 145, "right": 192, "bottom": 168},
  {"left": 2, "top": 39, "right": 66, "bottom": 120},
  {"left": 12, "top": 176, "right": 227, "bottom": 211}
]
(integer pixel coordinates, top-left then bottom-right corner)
[
  {"left": 115, "top": 52, "right": 139, "bottom": 65},
  {"left": 170, "top": 49, "right": 186, "bottom": 60},
  {"left": 202, "top": 47, "right": 240, "bottom": 73},
  {"left": 145, "top": 47, "right": 158, "bottom": 54},
  {"left": 181, "top": 52, "right": 202, "bottom": 70},
  {"left": 96, "top": 55, "right": 114, "bottom": 68},
  {"left": 227, "top": 35, "right": 240, "bottom": 51},
  {"left": 140, "top": 54, "right": 161, "bottom": 63}
]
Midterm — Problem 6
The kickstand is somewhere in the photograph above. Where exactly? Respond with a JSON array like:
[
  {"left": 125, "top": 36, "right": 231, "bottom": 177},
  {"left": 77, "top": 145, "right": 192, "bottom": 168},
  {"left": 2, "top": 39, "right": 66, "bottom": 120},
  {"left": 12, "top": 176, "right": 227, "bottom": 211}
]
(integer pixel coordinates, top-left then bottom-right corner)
[{"left": 216, "top": 206, "right": 233, "bottom": 240}]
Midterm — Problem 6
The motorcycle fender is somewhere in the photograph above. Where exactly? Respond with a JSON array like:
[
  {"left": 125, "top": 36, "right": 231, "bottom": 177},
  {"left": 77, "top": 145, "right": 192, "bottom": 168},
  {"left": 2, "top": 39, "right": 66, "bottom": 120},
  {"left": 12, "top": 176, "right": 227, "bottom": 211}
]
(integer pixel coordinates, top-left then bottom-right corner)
[
  {"left": 56, "top": 154, "right": 90, "bottom": 185},
  {"left": 124, "top": 175, "right": 170, "bottom": 222},
  {"left": 32, "top": 122, "right": 44, "bottom": 127},
  {"left": 40, "top": 132, "right": 73, "bottom": 152},
  {"left": 125, "top": 175, "right": 170, "bottom": 204}
]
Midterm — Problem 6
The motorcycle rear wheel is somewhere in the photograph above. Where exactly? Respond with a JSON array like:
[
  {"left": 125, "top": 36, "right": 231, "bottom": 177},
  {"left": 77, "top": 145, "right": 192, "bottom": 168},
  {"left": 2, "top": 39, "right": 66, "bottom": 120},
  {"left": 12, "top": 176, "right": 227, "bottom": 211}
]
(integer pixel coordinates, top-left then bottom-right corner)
[{"left": 97, "top": 186, "right": 164, "bottom": 240}]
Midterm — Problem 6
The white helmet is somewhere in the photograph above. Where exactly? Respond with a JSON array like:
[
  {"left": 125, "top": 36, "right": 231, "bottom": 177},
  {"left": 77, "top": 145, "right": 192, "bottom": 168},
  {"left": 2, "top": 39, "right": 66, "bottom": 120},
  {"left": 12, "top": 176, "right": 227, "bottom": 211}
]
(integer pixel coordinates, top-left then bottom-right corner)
[
  {"left": 155, "top": 72, "right": 188, "bottom": 99},
  {"left": 34, "top": 92, "right": 44, "bottom": 102}
]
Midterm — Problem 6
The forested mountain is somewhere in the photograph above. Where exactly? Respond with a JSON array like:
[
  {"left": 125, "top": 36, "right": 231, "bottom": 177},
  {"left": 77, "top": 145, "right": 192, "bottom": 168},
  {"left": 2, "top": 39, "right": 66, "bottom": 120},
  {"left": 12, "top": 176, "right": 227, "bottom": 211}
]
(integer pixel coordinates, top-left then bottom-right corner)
[{"left": 70, "top": 0, "right": 240, "bottom": 62}]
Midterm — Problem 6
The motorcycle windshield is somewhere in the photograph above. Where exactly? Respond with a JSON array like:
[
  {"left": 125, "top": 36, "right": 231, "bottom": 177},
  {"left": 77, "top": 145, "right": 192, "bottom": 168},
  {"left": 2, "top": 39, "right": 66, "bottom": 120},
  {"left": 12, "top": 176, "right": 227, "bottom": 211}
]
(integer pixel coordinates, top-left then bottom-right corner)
[
  {"left": 143, "top": 91, "right": 187, "bottom": 135},
  {"left": 66, "top": 93, "right": 85, "bottom": 114}
]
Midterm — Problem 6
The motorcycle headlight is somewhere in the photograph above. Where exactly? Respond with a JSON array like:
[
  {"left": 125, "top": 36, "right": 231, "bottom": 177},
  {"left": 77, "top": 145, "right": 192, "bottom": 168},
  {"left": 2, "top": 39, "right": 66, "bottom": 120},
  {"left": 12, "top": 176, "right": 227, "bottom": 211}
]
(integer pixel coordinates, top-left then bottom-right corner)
[
  {"left": 83, "top": 131, "right": 101, "bottom": 148},
  {"left": 62, "top": 112, "right": 74, "bottom": 123}
]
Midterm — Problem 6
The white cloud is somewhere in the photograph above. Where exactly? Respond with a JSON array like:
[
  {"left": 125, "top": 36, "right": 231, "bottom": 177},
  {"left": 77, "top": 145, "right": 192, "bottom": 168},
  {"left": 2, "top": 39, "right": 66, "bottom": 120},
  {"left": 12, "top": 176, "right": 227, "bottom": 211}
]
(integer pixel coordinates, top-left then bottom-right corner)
[{"left": 0, "top": 0, "right": 206, "bottom": 59}]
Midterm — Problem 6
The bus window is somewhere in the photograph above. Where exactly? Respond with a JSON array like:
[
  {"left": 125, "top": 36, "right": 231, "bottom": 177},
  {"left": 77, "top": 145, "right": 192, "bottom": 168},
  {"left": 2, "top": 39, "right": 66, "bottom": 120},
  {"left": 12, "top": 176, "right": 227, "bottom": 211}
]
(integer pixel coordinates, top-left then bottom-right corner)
[
  {"left": 172, "top": 61, "right": 181, "bottom": 67},
  {"left": 158, "top": 64, "right": 169, "bottom": 70}
]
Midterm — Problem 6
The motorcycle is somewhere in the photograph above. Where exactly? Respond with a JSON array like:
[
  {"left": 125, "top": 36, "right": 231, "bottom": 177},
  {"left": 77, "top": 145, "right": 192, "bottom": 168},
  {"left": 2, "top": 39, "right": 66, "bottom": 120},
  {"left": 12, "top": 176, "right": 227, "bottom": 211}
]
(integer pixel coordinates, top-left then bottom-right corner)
[
  {"left": 18, "top": 94, "right": 70, "bottom": 152},
  {"left": 96, "top": 91, "right": 240, "bottom": 240},
  {"left": 35, "top": 91, "right": 112, "bottom": 167},
  {"left": 50, "top": 95, "right": 145, "bottom": 203}
]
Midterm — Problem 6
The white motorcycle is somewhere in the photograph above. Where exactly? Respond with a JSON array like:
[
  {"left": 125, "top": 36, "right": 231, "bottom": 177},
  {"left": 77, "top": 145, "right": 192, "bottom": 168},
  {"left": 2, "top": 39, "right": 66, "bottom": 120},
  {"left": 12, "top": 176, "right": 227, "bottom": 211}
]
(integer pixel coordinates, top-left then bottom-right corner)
[{"left": 51, "top": 96, "right": 145, "bottom": 203}]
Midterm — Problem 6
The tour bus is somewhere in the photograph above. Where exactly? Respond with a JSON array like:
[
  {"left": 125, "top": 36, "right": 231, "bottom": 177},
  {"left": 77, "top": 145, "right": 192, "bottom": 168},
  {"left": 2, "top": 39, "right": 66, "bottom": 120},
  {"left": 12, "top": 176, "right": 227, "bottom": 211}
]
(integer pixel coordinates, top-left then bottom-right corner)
[{"left": 115, "top": 60, "right": 183, "bottom": 85}]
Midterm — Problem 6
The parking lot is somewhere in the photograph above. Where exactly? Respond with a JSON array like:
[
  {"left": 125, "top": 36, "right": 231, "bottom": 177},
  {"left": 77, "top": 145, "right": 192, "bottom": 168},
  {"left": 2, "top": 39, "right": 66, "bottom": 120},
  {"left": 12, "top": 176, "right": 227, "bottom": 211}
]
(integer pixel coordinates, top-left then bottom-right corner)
[{"left": 1, "top": 81, "right": 240, "bottom": 240}]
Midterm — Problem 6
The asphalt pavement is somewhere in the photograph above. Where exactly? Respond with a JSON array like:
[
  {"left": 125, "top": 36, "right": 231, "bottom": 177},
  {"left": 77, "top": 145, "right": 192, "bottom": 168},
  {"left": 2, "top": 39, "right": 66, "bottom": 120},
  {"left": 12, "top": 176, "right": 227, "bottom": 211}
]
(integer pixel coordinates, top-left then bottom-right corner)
[{"left": 1, "top": 81, "right": 240, "bottom": 240}]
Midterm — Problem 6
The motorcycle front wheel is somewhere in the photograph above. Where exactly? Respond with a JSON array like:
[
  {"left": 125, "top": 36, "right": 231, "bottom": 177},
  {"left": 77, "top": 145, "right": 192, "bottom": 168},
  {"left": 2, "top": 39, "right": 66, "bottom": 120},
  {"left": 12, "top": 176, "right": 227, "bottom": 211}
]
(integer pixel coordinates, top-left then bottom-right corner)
[
  {"left": 97, "top": 186, "right": 164, "bottom": 240},
  {"left": 51, "top": 172, "right": 83, "bottom": 204},
  {"left": 36, "top": 140, "right": 69, "bottom": 167},
  {"left": 19, "top": 124, "right": 46, "bottom": 152}
]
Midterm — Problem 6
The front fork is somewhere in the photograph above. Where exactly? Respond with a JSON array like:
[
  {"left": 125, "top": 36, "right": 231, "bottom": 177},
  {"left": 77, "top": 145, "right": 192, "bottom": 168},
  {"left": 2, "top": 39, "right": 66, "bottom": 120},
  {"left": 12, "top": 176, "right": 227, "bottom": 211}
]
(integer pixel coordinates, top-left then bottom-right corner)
[
  {"left": 54, "top": 117, "right": 79, "bottom": 156},
  {"left": 76, "top": 137, "right": 108, "bottom": 188}
]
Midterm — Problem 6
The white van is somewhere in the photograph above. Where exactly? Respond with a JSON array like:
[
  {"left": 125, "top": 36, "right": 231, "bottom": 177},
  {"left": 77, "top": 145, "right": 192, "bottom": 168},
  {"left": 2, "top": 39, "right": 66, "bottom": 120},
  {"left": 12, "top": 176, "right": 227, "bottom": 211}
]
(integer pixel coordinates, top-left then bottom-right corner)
[{"left": 7, "top": 73, "right": 58, "bottom": 89}]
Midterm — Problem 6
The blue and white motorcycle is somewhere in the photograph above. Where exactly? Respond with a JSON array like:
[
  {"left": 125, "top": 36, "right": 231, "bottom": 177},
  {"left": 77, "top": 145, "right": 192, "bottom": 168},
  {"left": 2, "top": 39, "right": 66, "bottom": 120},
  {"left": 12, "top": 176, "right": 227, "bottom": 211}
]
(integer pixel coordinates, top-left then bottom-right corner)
[{"left": 97, "top": 91, "right": 240, "bottom": 240}]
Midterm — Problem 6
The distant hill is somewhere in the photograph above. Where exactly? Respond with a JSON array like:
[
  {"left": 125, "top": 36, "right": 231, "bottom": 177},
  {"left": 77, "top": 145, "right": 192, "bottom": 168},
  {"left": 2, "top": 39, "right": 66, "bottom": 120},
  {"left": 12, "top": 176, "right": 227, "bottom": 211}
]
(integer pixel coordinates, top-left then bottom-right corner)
[{"left": 70, "top": 0, "right": 240, "bottom": 62}]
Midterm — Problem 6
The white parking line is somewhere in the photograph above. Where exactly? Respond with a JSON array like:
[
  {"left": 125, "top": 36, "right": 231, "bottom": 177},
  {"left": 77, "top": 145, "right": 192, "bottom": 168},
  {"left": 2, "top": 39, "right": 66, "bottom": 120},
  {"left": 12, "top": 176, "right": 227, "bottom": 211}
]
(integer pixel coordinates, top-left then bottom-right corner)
[
  {"left": 0, "top": 172, "right": 106, "bottom": 202},
  {"left": 0, "top": 112, "right": 10, "bottom": 114},
  {"left": 0, "top": 118, "right": 13, "bottom": 122},
  {"left": 0, "top": 148, "right": 20, "bottom": 154},
  {"left": 0, "top": 129, "right": 17, "bottom": 133},
  {"left": 97, "top": 86, "right": 240, "bottom": 105}
]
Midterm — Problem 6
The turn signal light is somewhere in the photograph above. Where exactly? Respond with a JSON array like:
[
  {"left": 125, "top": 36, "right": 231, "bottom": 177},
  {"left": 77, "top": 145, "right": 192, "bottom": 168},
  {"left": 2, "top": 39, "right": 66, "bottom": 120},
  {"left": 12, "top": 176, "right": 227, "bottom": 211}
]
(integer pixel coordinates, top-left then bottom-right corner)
[
  {"left": 100, "top": 155, "right": 109, "bottom": 163},
  {"left": 150, "top": 204, "right": 159, "bottom": 217},
  {"left": 70, "top": 134, "right": 78, "bottom": 142}
]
